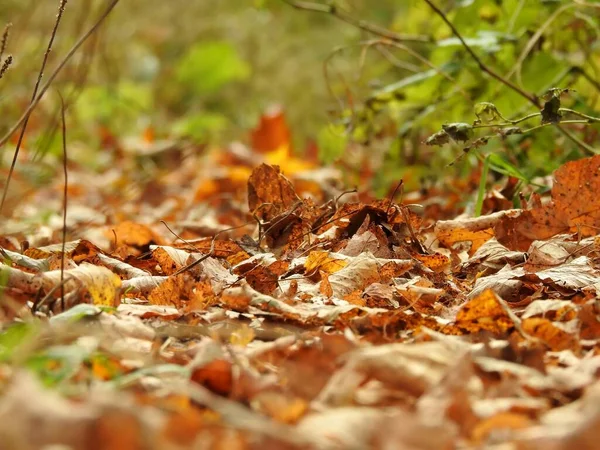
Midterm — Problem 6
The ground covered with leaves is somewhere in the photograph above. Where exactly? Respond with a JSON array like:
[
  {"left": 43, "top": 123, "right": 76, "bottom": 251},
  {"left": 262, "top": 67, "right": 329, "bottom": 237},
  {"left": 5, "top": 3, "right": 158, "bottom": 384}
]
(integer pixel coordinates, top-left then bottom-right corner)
[{"left": 3, "top": 110, "right": 600, "bottom": 450}]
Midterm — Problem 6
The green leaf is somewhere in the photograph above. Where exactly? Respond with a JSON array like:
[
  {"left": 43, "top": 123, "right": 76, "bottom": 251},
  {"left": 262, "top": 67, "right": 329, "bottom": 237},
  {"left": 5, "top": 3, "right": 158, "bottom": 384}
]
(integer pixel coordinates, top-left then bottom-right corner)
[
  {"left": 175, "top": 41, "right": 251, "bottom": 96},
  {"left": 26, "top": 345, "right": 91, "bottom": 387},
  {"left": 110, "top": 364, "right": 190, "bottom": 389},
  {"left": 373, "top": 63, "right": 459, "bottom": 99},
  {"left": 49, "top": 304, "right": 103, "bottom": 325},
  {"left": 437, "top": 31, "right": 515, "bottom": 53},
  {"left": 0, "top": 323, "right": 39, "bottom": 362},
  {"left": 318, "top": 124, "right": 348, "bottom": 164},
  {"left": 487, "top": 153, "right": 529, "bottom": 181},
  {"left": 474, "top": 102, "right": 506, "bottom": 124},
  {"left": 172, "top": 112, "right": 228, "bottom": 142}
]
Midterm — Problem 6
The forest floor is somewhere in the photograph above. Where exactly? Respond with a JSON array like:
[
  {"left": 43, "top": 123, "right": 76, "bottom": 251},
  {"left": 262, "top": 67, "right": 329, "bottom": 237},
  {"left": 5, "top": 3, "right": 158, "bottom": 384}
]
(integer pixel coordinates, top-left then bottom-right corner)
[{"left": 2, "top": 107, "right": 600, "bottom": 450}]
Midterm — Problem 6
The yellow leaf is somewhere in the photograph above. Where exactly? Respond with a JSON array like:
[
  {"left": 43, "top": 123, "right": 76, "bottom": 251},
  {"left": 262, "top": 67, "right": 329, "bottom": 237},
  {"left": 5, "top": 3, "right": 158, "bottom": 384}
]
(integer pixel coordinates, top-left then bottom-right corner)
[{"left": 305, "top": 251, "right": 347, "bottom": 275}]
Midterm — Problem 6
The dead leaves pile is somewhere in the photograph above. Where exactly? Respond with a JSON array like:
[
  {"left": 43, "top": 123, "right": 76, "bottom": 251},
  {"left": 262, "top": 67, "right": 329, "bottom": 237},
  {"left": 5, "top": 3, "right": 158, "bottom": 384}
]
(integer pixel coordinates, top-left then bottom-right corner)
[{"left": 3, "top": 116, "right": 600, "bottom": 449}]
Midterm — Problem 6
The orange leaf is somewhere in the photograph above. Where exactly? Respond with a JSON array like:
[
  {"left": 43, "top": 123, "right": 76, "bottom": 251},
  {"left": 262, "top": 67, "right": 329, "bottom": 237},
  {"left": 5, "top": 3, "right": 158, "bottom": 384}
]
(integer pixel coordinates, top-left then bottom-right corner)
[
  {"left": 521, "top": 317, "right": 578, "bottom": 351},
  {"left": 455, "top": 289, "right": 514, "bottom": 334},
  {"left": 191, "top": 359, "right": 233, "bottom": 396},
  {"left": 251, "top": 106, "right": 291, "bottom": 154}
]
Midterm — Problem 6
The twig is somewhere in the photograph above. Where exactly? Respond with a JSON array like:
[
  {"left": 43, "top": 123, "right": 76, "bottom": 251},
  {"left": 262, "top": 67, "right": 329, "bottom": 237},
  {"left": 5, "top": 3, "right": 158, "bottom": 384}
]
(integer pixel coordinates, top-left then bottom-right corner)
[
  {"left": 281, "top": 0, "right": 431, "bottom": 43},
  {"left": 472, "top": 112, "right": 542, "bottom": 129},
  {"left": 422, "top": 0, "right": 539, "bottom": 107},
  {"left": 0, "top": 0, "right": 120, "bottom": 159},
  {"left": 171, "top": 232, "right": 221, "bottom": 277},
  {"left": 59, "top": 92, "right": 68, "bottom": 312},
  {"left": 1, "top": 0, "right": 68, "bottom": 215}
]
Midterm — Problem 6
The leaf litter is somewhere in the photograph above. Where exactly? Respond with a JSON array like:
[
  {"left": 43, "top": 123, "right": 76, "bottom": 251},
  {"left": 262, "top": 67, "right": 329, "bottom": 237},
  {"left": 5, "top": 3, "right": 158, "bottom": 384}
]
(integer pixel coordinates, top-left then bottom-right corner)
[{"left": 3, "top": 111, "right": 600, "bottom": 449}]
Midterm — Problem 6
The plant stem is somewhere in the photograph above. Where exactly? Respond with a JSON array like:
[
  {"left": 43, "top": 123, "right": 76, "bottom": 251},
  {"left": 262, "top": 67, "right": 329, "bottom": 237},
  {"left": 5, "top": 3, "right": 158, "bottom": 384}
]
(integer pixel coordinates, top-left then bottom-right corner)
[
  {"left": 475, "top": 155, "right": 490, "bottom": 217},
  {"left": 559, "top": 108, "right": 600, "bottom": 123},
  {"left": 1, "top": 0, "right": 68, "bottom": 215}
]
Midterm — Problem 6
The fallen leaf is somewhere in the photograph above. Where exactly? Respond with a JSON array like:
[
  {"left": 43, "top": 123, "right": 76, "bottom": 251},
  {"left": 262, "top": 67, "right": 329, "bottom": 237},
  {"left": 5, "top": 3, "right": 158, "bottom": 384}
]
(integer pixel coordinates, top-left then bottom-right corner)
[{"left": 497, "top": 155, "right": 600, "bottom": 251}]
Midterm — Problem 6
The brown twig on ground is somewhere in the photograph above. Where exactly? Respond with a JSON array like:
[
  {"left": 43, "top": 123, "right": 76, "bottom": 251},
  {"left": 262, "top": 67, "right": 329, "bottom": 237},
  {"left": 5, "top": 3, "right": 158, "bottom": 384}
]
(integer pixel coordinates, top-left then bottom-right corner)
[
  {"left": 1, "top": 0, "right": 68, "bottom": 215},
  {"left": 281, "top": 0, "right": 431, "bottom": 44},
  {"left": 0, "top": 0, "right": 121, "bottom": 193}
]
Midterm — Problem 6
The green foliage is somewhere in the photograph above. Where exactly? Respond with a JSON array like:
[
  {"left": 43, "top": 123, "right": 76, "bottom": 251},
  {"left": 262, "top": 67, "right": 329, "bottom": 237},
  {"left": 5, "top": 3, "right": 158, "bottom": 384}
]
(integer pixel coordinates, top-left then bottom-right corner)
[
  {"left": 2, "top": 0, "right": 600, "bottom": 199},
  {"left": 175, "top": 41, "right": 251, "bottom": 97},
  {"left": 317, "top": 123, "right": 348, "bottom": 164},
  {"left": 173, "top": 112, "right": 229, "bottom": 142},
  {"left": 25, "top": 345, "right": 91, "bottom": 387},
  {"left": 74, "top": 81, "right": 153, "bottom": 132},
  {"left": 0, "top": 322, "right": 39, "bottom": 362}
]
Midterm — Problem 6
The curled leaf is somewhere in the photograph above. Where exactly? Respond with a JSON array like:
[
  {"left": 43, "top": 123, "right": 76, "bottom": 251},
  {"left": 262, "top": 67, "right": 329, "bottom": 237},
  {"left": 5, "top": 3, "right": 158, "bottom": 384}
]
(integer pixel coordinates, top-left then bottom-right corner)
[
  {"left": 442, "top": 123, "right": 473, "bottom": 142},
  {"left": 474, "top": 102, "right": 505, "bottom": 124},
  {"left": 425, "top": 130, "right": 450, "bottom": 146}
]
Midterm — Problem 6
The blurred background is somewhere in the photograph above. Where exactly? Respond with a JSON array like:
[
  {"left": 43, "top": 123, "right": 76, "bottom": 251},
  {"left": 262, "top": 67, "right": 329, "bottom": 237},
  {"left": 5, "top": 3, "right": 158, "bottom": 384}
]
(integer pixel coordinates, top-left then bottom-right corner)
[{"left": 1, "top": 0, "right": 599, "bottom": 196}]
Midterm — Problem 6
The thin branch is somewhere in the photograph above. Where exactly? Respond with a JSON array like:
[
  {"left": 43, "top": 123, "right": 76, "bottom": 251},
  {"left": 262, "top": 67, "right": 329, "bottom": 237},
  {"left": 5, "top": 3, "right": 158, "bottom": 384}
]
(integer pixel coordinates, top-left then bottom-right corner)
[
  {"left": 0, "top": 0, "right": 120, "bottom": 157},
  {"left": 59, "top": 92, "right": 68, "bottom": 312},
  {"left": 281, "top": 0, "right": 431, "bottom": 43},
  {"left": 422, "top": 0, "right": 539, "bottom": 107}
]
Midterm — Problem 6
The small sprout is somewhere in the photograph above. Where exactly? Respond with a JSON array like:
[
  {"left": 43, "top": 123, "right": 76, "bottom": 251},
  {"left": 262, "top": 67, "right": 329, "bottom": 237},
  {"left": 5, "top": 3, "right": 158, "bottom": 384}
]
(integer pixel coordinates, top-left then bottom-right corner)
[
  {"left": 425, "top": 130, "right": 450, "bottom": 146},
  {"left": 442, "top": 122, "right": 473, "bottom": 142},
  {"left": 474, "top": 102, "right": 506, "bottom": 124}
]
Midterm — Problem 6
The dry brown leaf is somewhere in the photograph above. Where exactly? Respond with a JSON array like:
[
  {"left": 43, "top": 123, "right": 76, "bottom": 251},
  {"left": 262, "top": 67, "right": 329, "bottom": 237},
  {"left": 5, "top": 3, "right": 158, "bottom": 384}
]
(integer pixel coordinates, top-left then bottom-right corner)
[
  {"left": 496, "top": 155, "right": 600, "bottom": 251},
  {"left": 247, "top": 164, "right": 300, "bottom": 221},
  {"left": 111, "top": 220, "right": 163, "bottom": 248}
]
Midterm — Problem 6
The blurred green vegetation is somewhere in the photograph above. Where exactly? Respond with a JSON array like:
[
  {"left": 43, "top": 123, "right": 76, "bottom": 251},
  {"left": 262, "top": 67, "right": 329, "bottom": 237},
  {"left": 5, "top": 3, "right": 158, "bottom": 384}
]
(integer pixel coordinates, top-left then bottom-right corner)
[
  {"left": 0, "top": 0, "right": 395, "bottom": 151},
  {"left": 1, "top": 0, "right": 600, "bottom": 196}
]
